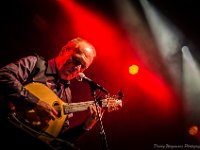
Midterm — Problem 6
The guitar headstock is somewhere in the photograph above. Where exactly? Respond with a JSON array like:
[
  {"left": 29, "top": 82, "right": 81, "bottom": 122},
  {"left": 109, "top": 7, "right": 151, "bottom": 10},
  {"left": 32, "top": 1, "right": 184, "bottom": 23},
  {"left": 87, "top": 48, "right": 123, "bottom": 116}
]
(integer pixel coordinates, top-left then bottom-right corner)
[{"left": 101, "top": 91, "right": 123, "bottom": 112}]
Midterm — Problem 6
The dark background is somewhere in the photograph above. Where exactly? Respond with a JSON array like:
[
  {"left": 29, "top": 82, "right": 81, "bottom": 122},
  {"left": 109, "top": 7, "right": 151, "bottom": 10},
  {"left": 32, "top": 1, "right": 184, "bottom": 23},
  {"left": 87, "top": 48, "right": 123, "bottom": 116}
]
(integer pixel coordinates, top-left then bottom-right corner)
[{"left": 1, "top": 0, "right": 200, "bottom": 150}]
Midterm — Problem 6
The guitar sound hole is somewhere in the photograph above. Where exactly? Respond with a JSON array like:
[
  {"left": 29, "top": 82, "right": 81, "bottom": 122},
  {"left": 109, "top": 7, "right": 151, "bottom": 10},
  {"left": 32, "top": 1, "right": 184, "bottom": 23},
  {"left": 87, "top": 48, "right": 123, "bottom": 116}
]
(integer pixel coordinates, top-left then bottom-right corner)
[{"left": 53, "top": 102, "right": 61, "bottom": 118}]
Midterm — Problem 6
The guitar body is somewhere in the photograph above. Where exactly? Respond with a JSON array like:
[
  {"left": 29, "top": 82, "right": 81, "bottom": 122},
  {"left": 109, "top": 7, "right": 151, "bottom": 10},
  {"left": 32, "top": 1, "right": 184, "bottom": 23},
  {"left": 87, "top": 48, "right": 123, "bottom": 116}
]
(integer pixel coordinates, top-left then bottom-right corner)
[{"left": 13, "top": 82, "right": 67, "bottom": 140}]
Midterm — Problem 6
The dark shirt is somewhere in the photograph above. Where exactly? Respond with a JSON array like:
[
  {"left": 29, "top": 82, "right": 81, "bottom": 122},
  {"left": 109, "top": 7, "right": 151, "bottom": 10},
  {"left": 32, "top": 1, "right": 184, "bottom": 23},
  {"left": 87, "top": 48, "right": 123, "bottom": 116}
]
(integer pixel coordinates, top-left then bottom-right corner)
[
  {"left": 0, "top": 54, "right": 85, "bottom": 150},
  {"left": 0, "top": 55, "right": 71, "bottom": 115}
]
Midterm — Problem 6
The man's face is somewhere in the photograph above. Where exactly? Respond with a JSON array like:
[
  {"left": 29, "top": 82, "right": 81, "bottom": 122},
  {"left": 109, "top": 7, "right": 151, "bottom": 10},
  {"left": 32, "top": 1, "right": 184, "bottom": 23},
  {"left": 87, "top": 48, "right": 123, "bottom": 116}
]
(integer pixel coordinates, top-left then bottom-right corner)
[{"left": 57, "top": 42, "right": 95, "bottom": 80}]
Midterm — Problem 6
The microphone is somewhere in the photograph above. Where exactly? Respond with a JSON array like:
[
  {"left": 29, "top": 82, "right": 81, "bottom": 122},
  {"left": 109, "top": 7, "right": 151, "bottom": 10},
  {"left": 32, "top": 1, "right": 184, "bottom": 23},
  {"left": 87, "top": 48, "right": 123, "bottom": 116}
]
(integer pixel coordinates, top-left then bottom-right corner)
[{"left": 76, "top": 73, "right": 109, "bottom": 94}]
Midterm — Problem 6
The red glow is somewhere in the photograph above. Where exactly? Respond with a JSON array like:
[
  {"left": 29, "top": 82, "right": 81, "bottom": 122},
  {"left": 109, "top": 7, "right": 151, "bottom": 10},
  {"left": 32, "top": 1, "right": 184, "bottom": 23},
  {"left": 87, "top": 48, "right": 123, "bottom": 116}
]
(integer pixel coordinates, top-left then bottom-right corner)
[
  {"left": 58, "top": 0, "right": 180, "bottom": 118},
  {"left": 57, "top": 0, "right": 135, "bottom": 70},
  {"left": 125, "top": 64, "right": 180, "bottom": 119},
  {"left": 57, "top": 1, "right": 182, "bottom": 143}
]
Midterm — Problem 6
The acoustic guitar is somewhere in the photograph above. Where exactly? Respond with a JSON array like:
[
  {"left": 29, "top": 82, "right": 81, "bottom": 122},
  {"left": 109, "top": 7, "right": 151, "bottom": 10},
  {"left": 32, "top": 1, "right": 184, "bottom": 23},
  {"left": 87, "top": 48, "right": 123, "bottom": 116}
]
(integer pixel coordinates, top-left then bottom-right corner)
[{"left": 9, "top": 82, "right": 122, "bottom": 142}]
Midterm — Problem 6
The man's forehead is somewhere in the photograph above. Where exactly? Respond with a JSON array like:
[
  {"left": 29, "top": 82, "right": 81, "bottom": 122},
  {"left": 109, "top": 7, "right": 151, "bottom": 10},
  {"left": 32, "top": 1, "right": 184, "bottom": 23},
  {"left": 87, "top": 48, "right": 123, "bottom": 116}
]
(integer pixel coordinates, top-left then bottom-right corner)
[
  {"left": 76, "top": 42, "right": 95, "bottom": 57},
  {"left": 79, "top": 41, "right": 94, "bottom": 51},
  {"left": 85, "top": 47, "right": 93, "bottom": 54},
  {"left": 73, "top": 42, "right": 95, "bottom": 68}
]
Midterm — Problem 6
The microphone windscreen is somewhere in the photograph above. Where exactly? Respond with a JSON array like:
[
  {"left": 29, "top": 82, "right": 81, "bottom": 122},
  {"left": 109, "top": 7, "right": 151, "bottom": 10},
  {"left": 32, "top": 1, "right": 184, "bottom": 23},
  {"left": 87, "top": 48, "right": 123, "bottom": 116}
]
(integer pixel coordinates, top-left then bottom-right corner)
[{"left": 76, "top": 73, "right": 85, "bottom": 81}]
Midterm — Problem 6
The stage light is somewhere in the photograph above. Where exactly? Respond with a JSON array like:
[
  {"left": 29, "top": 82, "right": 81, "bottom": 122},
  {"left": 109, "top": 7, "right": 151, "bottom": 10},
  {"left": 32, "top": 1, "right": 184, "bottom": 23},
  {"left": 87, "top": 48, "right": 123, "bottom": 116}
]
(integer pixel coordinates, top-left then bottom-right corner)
[
  {"left": 129, "top": 64, "right": 139, "bottom": 75},
  {"left": 188, "top": 125, "right": 199, "bottom": 136}
]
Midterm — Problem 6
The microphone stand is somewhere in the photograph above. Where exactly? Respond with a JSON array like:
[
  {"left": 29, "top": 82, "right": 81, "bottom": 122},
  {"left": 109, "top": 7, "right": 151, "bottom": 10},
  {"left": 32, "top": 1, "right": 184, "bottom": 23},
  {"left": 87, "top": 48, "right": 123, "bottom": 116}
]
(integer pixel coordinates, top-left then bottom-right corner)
[{"left": 89, "top": 84, "right": 110, "bottom": 150}]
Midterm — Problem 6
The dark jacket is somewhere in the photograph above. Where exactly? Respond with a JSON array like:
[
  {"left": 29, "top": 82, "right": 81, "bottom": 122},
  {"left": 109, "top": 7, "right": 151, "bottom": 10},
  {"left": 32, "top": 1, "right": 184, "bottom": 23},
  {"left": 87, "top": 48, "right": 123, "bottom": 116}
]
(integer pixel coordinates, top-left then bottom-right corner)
[{"left": 0, "top": 54, "right": 85, "bottom": 150}]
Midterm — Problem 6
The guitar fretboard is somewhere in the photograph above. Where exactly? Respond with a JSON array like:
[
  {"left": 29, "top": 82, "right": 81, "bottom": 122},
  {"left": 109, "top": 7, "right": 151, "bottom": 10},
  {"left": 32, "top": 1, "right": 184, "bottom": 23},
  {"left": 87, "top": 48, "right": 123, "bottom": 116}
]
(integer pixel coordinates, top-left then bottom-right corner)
[{"left": 64, "top": 101, "right": 95, "bottom": 113}]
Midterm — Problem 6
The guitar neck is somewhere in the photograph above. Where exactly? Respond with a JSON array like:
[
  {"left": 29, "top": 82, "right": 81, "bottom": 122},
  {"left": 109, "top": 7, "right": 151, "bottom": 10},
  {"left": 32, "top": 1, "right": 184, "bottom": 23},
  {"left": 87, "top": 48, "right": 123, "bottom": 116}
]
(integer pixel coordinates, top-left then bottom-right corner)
[{"left": 64, "top": 101, "right": 95, "bottom": 113}]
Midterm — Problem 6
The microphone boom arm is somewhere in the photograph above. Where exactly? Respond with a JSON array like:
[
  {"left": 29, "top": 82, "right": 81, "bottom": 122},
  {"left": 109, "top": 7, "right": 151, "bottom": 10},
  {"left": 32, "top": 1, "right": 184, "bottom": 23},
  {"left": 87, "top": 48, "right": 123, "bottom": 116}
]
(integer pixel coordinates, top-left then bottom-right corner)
[{"left": 76, "top": 73, "right": 109, "bottom": 94}]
